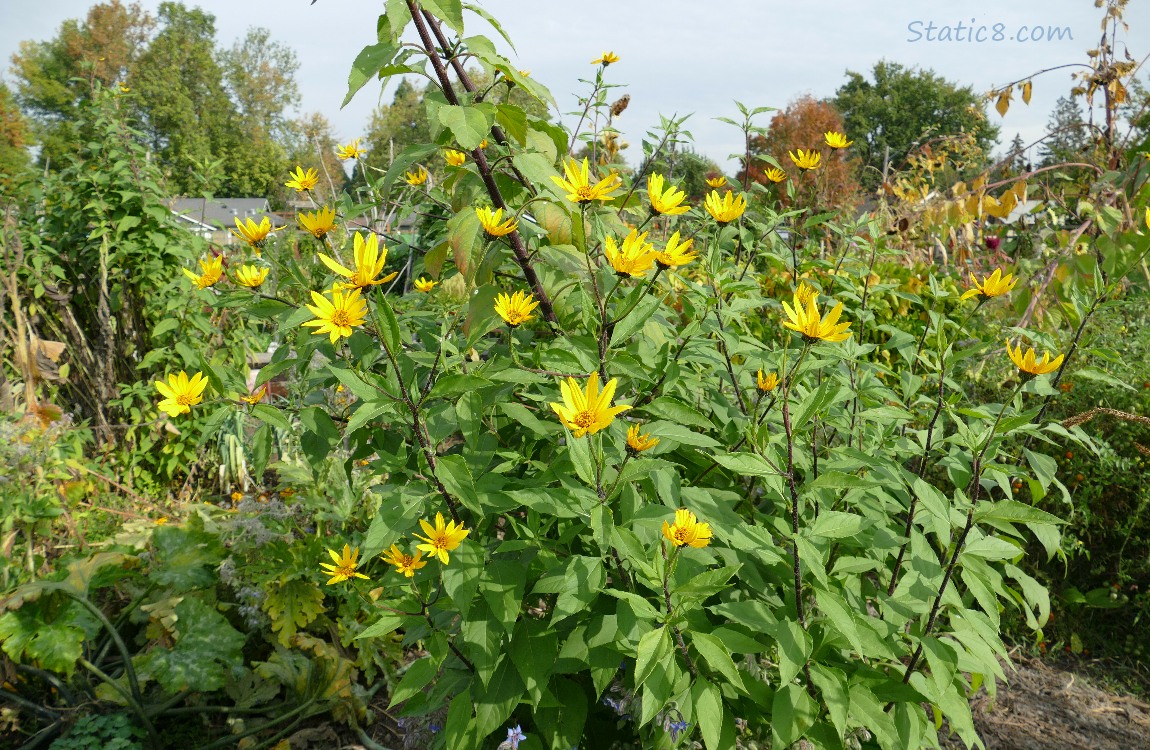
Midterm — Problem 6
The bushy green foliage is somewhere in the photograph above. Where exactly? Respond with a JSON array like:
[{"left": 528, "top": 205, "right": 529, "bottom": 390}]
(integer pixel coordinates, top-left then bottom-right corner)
[{"left": 50, "top": 713, "right": 145, "bottom": 750}]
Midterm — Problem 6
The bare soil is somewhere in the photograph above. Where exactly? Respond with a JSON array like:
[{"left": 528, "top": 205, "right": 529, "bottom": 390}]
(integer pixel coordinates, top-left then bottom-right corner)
[{"left": 942, "top": 656, "right": 1150, "bottom": 749}]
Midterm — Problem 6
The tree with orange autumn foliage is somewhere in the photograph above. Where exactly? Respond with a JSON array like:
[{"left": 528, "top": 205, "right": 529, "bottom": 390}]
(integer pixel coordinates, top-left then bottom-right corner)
[{"left": 739, "top": 95, "right": 861, "bottom": 210}]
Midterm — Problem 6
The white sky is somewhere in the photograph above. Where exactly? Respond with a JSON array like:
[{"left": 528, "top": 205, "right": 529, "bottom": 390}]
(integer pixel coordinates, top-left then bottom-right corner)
[{"left": 2, "top": 1, "right": 1148, "bottom": 170}]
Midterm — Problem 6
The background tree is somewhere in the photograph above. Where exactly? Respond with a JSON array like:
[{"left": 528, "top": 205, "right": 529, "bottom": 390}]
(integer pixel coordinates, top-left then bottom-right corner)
[
  {"left": 217, "top": 27, "right": 301, "bottom": 197},
  {"left": 131, "top": 3, "right": 238, "bottom": 195},
  {"left": 1006, "top": 133, "right": 1029, "bottom": 175},
  {"left": 10, "top": 0, "right": 153, "bottom": 169},
  {"left": 362, "top": 78, "right": 431, "bottom": 174},
  {"left": 0, "top": 83, "right": 31, "bottom": 194},
  {"left": 1040, "top": 95, "right": 1092, "bottom": 166},
  {"left": 739, "top": 95, "right": 861, "bottom": 209},
  {"left": 834, "top": 60, "right": 998, "bottom": 191},
  {"left": 281, "top": 112, "right": 345, "bottom": 207},
  {"left": 636, "top": 146, "right": 721, "bottom": 202}
]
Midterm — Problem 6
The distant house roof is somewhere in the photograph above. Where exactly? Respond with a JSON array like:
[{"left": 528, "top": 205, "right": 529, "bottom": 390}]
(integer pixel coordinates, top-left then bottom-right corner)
[{"left": 167, "top": 198, "right": 286, "bottom": 229}]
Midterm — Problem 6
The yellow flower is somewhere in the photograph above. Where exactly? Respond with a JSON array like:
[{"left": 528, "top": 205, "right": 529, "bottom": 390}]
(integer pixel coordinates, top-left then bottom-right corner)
[
  {"left": 285, "top": 165, "right": 319, "bottom": 192},
  {"left": 230, "top": 491, "right": 243, "bottom": 502},
  {"left": 230, "top": 216, "right": 280, "bottom": 253},
  {"left": 1145, "top": 206, "right": 1149, "bottom": 230},
  {"left": 704, "top": 190, "right": 746, "bottom": 224},
  {"left": 551, "top": 157, "right": 622, "bottom": 204},
  {"left": 239, "top": 385, "right": 267, "bottom": 405},
  {"left": 405, "top": 166, "right": 429, "bottom": 186},
  {"left": 155, "top": 370, "right": 209, "bottom": 417},
  {"left": 654, "top": 231, "right": 697, "bottom": 270},
  {"left": 626, "top": 424, "right": 658, "bottom": 453},
  {"left": 662, "top": 508, "right": 712, "bottom": 548},
  {"left": 795, "top": 280, "right": 818, "bottom": 307},
  {"left": 824, "top": 131, "right": 853, "bottom": 149},
  {"left": 183, "top": 255, "right": 224, "bottom": 289},
  {"left": 479, "top": 138, "right": 489, "bottom": 149},
  {"left": 647, "top": 173, "right": 690, "bottom": 216},
  {"left": 336, "top": 139, "right": 365, "bottom": 160},
  {"left": 756, "top": 370, "right": 779, "bottom": 392},
  {"left": 782, "top": 293, "right": 852, "bottom": 343},
  {"left": 476, "top": 206, "right": 518, "bottom": 237},
  {"left": 1006, "top": 340, "right": 1064, "bottom": 377},
  {"left": 605, "top": 229, "right": 657, "bottom": 277},
  {"left": 414, "top": 277, "right": 438, "bottom": 293},
  {"left": 235, "top": 264, "right": 268, "bottom": 289},
  {"left": 301, "top": 287, "right": 369, "bottom": 344},
  {"left": 320, "top": 544, "right": 370, "bottom": 585},
  {"left": 414, "top": 512, "right": 470, "bottom": 565},
  {"left": 444, "top": 149, "right": 467, "bottom": 167},
  {"left": 118, "top": 82, "right": 130, "bottom": 93},
  {"left": 382, "top": 545, "right": 428, "bottom": 577},
  {"left": 788, "top": 149, "right": 822, "bottom": 170},
  {"left": 763, "top": 167, "right": 787, "bottom": 183},
  {"left": 550, "top": 373, "right": 631, "bottom": 438},
  {"left": 592, "top": 51, "right": 620, "bottom": 65},
  {"left": 155, "top": 517, "right": 168, "bottom": 525},
  {"left": 961, "top": 268, "right": 1018, "bottom": 301},
  {"left": 318, "top": 232, "right": 398, "bottom": 290},
  {"left": 494, "top": 290, "right": 540, "bottom": 327},
  {"left": 705, "top": 176, "right": 727, "bottom": 188},
  {"left": 298, "top": 207, "right": 337, "bottom": 239}
]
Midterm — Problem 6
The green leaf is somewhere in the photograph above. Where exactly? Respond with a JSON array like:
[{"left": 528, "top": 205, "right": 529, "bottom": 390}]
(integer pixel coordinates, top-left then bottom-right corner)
[
  {"left": 263, "top": 580, "right": 325, "bottom": 647},
  {"left": 345, "top": 400, "right": 393, "bottom": 435},
  {"left": 693, "top": 677, "right": 724, "bottom": 750},
  {"left": 975, "top": 499, "right": 1064, "bottom": 526},
  {"left": 772, "top": 683, "right": 817, "bottom": 748},
  {"left": 767, "top": 618, "right": 811, "bottom": 685},
  {"left": 389, "top": 657, "right": 439, "bottom": 707},
  {"left": 806, "top": 471, "right": 881, "bottom": 490},
  {"left": 371, "top": 293, "right": 403, "bottom": 354},
  {"left": 149, "top": 526, "right": 224, "bottom": 589},
  {"left": 640, "top": 396, "right": 716, "bottom": 430},
  {"left": 0, "top": 609, "right": 85, "bottom": 678},
  {"left": 357, "top": 613, "right": 406, "bottom": 640},
  {"left": 428, "top": 373, "right": 494, "bottom": 400},
  {"left": 690, "top": 631, "right": 745, "bottom": 691},
  {"left": 438, "top": 104, "right": 494, "bottom": 150},
  {"left": 809, "top": 664, "right": 850, "bottom": 739},
  {"left": 473, "top": 658, "right": 524, "bottom": 738},
  {"left": 344, "top": 42, "right": 399, "bottom": 107},
  {"left": 634, "top": 627, "right": 672, "bottom": 689},
  {"left": 710, "top": 452, "right": 781, "bottom": 478},
  {"left": 610, "top": 294, "right": 663, "bottom": 348},
  {"left": 494, "top": 104, "right": 527, "bottom": 144},
  {"left": 814, "top": 588, "right": 864, "bottom": 655},
  {"left": 420, "top": 0, "right": 464, "bottom": 33},
  {"left": 808, "top": 511, "right": 869, "bottom": 539},
  {"left": 135, "top": 597, "right": 245, "bottom": 693}
]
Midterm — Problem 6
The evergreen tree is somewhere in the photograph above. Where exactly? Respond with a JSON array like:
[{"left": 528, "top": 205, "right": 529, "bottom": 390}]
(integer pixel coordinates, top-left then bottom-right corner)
[
  {"left": 1039, "top": 96, "right": 1091, "bottom": 166},
  {"left": 1006, "top": 133, "right": 1029, "bottom": 174}
]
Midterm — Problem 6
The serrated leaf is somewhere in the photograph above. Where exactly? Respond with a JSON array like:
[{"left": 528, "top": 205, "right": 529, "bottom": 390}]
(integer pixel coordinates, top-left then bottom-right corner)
[{"left": 263, "top": 580, "right": 325, "bottom": 647}]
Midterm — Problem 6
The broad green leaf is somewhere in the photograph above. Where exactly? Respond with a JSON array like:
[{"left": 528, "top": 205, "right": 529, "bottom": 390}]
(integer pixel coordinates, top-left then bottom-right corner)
[
  {"left": 344, "top": 42, "right": 399, "bottom": 107},
  {"left": 634, "top": 627, "right": 672, "bottom": 689},
  {"left": 690, "top": 631, "right": 745, "bottom": 691},
  {"left": 692, "top": 677, "right": 724, "bottom": 750},
  {"left": 438, "top": 104, "right": 494, "bottom": 150},
  {"left": 772, "top": 683, "right": 817, "bottom": 748}
]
